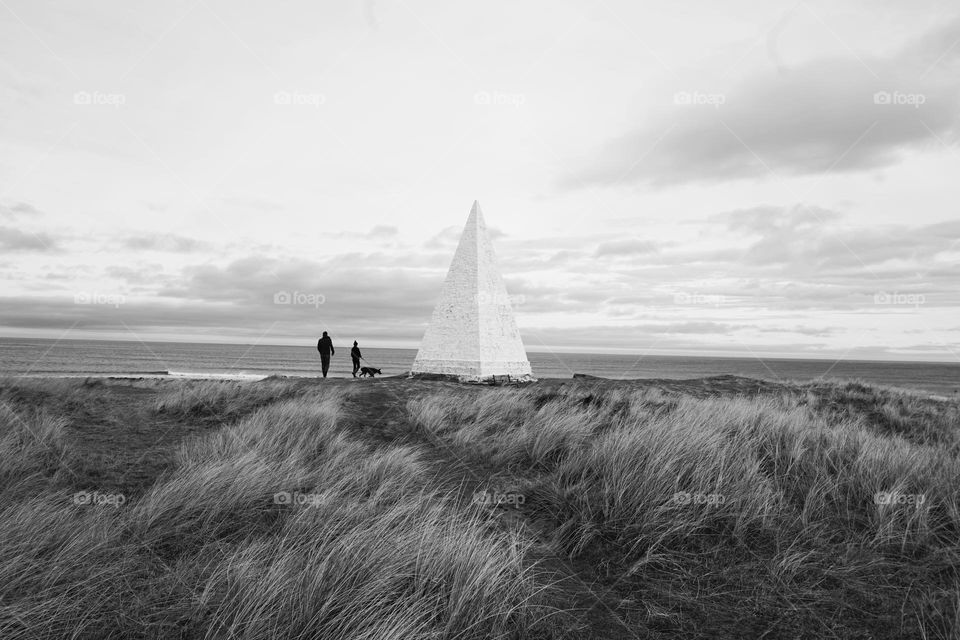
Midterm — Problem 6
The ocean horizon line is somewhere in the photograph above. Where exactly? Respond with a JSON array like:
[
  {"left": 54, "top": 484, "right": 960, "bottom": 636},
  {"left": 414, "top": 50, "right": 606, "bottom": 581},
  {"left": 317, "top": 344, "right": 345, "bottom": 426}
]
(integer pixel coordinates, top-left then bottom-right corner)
[{"left": 0, "top": 335, "right": 955, "bottom": 366}]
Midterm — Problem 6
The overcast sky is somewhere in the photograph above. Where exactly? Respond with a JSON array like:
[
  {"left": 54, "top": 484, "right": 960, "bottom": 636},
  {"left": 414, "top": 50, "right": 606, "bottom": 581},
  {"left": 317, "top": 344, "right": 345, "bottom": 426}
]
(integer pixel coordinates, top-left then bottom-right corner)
[{"left": 1, "top": 0, "right": 959, "bottom": 361}]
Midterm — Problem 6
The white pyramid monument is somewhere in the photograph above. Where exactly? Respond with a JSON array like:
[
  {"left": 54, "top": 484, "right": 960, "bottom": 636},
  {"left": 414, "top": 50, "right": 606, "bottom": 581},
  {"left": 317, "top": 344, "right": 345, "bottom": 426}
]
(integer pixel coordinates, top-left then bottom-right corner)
[{"left": 411, "top": 201, "right": 534, "bottom": 381}]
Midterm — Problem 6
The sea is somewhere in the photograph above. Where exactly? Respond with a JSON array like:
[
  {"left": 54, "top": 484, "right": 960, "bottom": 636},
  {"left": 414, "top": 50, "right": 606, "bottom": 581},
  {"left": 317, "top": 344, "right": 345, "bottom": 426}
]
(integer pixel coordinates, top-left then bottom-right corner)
[{"left": 1, "top": 337, "right": 959, "bottom": 396}]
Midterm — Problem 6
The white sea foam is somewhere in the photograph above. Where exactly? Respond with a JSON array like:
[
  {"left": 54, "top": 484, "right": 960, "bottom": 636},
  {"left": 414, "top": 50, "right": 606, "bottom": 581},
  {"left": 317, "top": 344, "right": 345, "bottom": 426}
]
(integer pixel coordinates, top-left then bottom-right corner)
[{"left": 166, "top": 371, "right": 268, "bottom": 381}]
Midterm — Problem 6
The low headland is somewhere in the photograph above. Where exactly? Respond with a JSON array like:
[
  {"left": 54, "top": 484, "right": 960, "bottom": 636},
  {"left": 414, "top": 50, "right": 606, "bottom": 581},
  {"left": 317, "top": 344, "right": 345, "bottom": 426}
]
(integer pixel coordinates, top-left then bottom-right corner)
[{"left": 1, "top": 374, "right": 958, "bottom": 639}]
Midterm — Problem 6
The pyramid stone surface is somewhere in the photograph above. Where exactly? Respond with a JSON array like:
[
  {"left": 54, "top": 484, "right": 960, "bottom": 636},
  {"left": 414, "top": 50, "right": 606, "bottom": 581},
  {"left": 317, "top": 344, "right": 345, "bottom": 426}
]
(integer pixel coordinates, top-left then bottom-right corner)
[{"left": 411, "top": 202, "right": 533, "bottom": 380}]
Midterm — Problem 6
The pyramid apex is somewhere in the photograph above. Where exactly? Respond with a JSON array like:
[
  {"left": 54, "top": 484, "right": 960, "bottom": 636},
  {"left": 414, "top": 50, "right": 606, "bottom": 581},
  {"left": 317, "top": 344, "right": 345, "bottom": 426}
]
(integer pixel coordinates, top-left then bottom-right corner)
[{"left": 468, "top": 200, "right": 484, "bottom": 226}]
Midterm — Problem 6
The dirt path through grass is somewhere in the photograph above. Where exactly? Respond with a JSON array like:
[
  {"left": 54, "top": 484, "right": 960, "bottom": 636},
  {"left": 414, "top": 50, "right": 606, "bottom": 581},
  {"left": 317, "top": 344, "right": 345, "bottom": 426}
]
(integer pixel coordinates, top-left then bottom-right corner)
[{"left": 340, "top": 377, "right": 643, "bottom": 640}]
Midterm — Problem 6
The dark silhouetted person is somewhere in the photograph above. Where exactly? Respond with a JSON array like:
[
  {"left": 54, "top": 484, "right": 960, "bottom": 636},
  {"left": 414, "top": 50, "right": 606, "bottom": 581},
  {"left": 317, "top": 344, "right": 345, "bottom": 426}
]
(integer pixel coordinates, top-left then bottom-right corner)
[
  {"left": 350, "top": 341, "right": 362, "bottom": 377},
  {"left": 317, "top": 331, "right": 335, "bottom": 378}
]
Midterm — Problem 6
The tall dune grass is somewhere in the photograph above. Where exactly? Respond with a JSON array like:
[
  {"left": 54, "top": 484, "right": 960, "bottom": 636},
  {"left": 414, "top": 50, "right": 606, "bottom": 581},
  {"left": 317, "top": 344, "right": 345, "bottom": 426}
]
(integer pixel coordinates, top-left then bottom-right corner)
[
  {"left": 3, "top": 375, "right": 957, "bottom": 638},
  {"left": 153, "top": 378, "right": 311, "bottom": 422},
  {"left": 0, "top": 382, "right": 558, "bottom": 640},
  {"left": 407, "top": 383, "right": 960, "bottom": 637},
  {"left": 0, "top": 402, "right": 70, "bottom": 499},
  {"left": 791, "top": 379, "right": 960, "bottom": 453}
]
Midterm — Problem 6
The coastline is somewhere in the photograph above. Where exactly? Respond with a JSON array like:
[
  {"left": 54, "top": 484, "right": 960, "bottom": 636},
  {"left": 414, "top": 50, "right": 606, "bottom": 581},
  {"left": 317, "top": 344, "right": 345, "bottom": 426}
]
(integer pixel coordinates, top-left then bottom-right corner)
[
  {"left": 6, "top": 370, "right": 957, "bottom": 401},
  {"left": 5, "top": 338, "right": 960, "bottom": 395}
]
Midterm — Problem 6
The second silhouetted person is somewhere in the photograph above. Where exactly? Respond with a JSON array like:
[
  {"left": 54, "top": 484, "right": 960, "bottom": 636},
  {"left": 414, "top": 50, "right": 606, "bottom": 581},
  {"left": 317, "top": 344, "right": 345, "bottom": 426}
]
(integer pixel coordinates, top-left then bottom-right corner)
[{"left": 350, "top": 341, "right": 362, "bottom": 377}]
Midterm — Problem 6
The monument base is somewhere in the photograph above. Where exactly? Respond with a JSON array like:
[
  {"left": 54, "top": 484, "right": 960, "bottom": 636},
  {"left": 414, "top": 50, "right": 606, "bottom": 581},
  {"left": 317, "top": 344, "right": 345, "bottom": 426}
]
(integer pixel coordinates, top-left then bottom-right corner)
[
  {"left": 410, "top": 357, "right": 533, "bottom": 379},
  {"left": 408, "top": 370, "right": 537, "bottom": 385}
]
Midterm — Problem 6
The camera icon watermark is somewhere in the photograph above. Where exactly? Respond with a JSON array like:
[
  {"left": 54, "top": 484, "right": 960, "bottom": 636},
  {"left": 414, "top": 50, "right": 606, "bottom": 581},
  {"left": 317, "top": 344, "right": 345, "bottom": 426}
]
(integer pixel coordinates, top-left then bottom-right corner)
[
  {"left": 873, "top": 91, "right": 925, "bottom": 108},
  {"left": 273, "top": 290, "right": 325, "bottom": 308},
  {"left": 273, "top": 90, "right": 326, "bottom": 107},
  {"left": 74, "top": 291, "right": 126, "bottom": 308},
  {"left": 73, "top": 491, "right": 126, "bottom": 508},
  {"left": 73, "top": 91, "right": 126, "bottom": 108},
  {"left": 673, "top": 90, "right": 726, "bottom": 108},
  {"left": 473, "top": 90, "right": 526, "bottom": 108},
  {"left": 873, "top": 291, "right": 925, "bottom": 306}
]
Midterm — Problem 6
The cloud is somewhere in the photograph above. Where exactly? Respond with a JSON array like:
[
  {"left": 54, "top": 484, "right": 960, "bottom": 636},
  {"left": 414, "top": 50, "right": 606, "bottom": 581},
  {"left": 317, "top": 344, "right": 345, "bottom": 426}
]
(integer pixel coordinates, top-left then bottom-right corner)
[
  {"left": 709, "top": 204, "right": 960, "bottom": 273},
  {"left": 152, "top": 254, "right": 445, "bottom": 322},
  {"left": 323, "top": 225, "right": 400, "bottom": 242},
  {"left": 424, "top": 224, "right": 504, "bottom": 249},
  {"left": 423, "top": 226, "right": 460, "bottom": 249},
  {"left": 0, "top": 226, "right": 57, "bottom": 252},
  {"left": 522, "top": 324, "right": 806, "bottom": 350},
  {"left": 1, "top": 202, "right": 956, "bottom": 355},
  {"left": 220, "top": 196, "right": 286, "bottom": 213},
  {"left": 642, "top": 321, "right": 739, "bottom": 334},
  {"left": 0, "top": 253, "right": 448, "bottom": 344},
  {"left": 366, "top": 225, "right": 398, "bottom": 238},
  {"left": 567, "top": 16, "right": 960, "bottom": 188},
  {"left": 0, "top": 202, "right": 42, "bottom": 219},
  {"left": 121, "top": 234, "right": 206, "bottom": 252},
  {"left": 758, "top": 325, "right": 836, "bottom": 337},
  {"left": 595, "top": 239, "right": 659, "bottom": 257},
  {"left": 513, "top": 203, "right": 960, "bottom": 317},
  {"left": 106, "top": 264, "right": 172, "bottom": 288}
]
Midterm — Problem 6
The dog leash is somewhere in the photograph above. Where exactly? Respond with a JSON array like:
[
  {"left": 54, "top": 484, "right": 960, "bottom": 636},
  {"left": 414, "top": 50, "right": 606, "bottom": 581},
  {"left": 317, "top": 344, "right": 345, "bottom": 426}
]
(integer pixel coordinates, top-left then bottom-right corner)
[{"left": 358, "top": 355, "right": 381, "bottom": 372}]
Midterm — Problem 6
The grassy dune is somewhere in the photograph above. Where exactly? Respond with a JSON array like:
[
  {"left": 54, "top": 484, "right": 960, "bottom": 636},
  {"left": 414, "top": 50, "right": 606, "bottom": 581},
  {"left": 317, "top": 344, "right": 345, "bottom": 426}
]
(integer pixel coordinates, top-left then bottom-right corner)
[{"left": 0, "top": 375, "right": 958, "bottom": 639}]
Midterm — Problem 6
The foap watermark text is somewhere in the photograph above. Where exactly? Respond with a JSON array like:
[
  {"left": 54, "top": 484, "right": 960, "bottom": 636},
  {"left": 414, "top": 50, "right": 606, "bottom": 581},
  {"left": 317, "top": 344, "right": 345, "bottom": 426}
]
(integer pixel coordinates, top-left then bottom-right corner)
[
  {"left": 473, "top": 490, "right": 526, "bottom": 507},
  {"left": 274, "top": 291, "right": 325, "bottom": 308},
  {"left": 73, "top": 491, "right": 126, "bottom": 508},
  {"left": 74, "top": 292, "right": 126, "bottom": 308}
]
